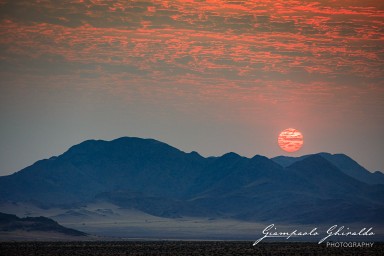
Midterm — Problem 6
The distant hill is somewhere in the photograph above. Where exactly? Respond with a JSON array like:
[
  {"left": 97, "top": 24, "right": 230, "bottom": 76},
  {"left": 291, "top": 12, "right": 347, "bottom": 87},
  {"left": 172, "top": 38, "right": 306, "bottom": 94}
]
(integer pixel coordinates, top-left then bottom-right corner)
[
  {"left": 0, "top": 137, "right": 383, "bottom": 224},
  {"left": 0, "top": 212, "right": 86, "bottom": 236},
  {"left": 272, "top": 152, "right": 384, "bottom": 185}
]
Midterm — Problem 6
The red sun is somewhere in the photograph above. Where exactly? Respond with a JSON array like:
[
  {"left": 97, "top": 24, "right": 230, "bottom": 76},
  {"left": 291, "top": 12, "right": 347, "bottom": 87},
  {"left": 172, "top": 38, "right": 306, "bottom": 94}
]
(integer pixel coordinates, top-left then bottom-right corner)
[{"left": 278, "top": 128, "right": 304, "bottom": 153}]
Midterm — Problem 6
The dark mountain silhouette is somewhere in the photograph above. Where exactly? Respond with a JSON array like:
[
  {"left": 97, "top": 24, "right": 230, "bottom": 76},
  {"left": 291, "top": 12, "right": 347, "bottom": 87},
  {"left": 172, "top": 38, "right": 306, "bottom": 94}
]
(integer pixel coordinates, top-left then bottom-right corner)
[
  {"left": 272, "top": 153, "right": 384, "bottom": 185},
  {"left": 0, "top": 137, "right": 383, "bottom": 224},
  {"left": 0, "top": 212, "right": 86, "bottom": 236}
]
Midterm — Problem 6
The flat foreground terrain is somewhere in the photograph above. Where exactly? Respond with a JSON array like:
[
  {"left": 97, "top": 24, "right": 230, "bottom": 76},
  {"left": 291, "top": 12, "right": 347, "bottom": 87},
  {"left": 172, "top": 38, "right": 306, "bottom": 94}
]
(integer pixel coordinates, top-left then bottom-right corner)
[{"left": 0, "top": 241, "right": 383, "bottom": 256}]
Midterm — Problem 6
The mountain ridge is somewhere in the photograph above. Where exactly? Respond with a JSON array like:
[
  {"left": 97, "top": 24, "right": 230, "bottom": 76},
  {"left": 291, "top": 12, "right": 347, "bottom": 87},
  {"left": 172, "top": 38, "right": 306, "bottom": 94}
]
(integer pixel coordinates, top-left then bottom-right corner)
[{"left": 272, "top": 153, "right": 384, "bottom": 184}]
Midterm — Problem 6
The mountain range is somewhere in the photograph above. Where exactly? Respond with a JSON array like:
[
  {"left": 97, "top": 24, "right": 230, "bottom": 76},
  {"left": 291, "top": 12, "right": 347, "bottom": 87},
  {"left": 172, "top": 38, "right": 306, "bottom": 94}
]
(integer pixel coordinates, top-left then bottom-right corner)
[{"left": 0, "top": 137, "right": 383, "bottom": 224}]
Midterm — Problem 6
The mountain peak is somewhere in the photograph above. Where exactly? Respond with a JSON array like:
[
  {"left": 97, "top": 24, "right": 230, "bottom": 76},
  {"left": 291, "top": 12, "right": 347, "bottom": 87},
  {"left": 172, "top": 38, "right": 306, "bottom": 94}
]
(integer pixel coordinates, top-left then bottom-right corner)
[
  {"left": 272, "top": 153, "right": 384, "bottom": 185},
  {"left": 220, "top": 152, "right": 242, "bottom": 159},
  {"left": 251, "top": 154, "right": 269, "bottom": 161},
  {"left": 189, "top": 151, "right": 203, "bottom": 158}
]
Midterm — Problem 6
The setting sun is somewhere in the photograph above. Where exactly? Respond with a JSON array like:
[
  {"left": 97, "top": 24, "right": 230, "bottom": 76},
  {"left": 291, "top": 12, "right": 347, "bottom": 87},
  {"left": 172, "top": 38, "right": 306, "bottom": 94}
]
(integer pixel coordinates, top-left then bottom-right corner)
[{"left": 278, "top": 128, "right": 303, "bottom": 153}]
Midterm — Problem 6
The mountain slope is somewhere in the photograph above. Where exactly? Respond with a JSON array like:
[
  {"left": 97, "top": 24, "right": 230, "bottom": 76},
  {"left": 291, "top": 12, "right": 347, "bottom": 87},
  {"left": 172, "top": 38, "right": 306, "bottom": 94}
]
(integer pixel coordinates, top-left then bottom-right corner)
[
  {"left": 318, "top": 153, "right": 384, "bottom": 185},
  {"left": 191, "top": 154, "right": 384, "bottom": 223},
  {"left": 0, "top": 212, "right": 86, "bottom": 236},
  {"left": 0, "top": 137, "right": 206, "bottom": 205},
  {"left": 272, "top": 153, "right": 384, "bottom": 185}
]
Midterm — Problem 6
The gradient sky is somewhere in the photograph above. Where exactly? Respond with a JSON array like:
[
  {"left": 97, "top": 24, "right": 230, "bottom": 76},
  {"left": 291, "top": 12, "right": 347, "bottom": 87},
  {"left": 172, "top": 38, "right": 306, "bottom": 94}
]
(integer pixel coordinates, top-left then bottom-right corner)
[{"left": 0, "top": 0, "right": 383, "bottom": 175}]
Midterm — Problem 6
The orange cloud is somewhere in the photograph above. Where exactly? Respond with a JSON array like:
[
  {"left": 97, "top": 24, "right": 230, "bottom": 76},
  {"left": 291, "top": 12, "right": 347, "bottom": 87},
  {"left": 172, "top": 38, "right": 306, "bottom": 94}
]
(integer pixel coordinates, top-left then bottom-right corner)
[{"left": 0, "top": 0, "right": 382, "bottom": 123}]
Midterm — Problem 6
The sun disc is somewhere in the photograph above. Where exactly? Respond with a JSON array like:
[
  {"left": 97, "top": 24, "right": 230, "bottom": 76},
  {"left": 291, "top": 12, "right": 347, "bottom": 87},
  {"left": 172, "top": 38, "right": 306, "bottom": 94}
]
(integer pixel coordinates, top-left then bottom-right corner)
[{"left": 278, "top": 128, "right": 303, "bottom": 153}]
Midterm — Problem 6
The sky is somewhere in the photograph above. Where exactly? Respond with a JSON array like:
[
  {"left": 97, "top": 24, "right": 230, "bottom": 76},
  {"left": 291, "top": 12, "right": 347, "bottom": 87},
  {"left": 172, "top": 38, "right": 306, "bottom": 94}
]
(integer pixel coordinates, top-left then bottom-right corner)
[{"left": 0, "top": 0, "right": 383, "bottom": 175}]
